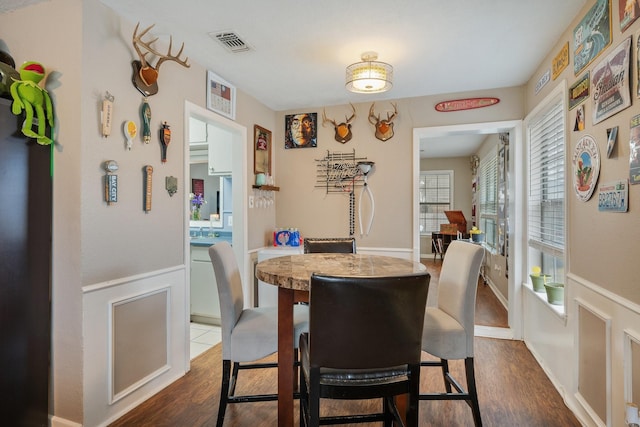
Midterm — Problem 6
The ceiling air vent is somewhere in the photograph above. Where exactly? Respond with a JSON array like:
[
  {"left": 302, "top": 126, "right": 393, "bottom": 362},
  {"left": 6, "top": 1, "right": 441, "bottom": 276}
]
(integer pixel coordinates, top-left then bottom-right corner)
[{"left": 210, "top": 31, "right": 251, "bottom": 53}]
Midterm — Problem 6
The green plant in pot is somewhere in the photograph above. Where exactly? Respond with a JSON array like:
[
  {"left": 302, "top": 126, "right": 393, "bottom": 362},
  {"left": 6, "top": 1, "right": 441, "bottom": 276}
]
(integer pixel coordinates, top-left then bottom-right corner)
[
  {"left": 470, "top": 226, "right": 484, "bottom": 243},
  {"left": 544, "top": 282, "right": 564, "bottom": 305},
  {"left": 529, "top": 266, "right": 550, "bottom": 292}
]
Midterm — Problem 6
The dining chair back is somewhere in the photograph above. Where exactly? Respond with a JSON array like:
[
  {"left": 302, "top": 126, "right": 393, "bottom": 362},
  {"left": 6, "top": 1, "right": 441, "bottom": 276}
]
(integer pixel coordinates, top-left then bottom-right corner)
[
  {"left": 303, "top": 237, "right": 356, "bottom": 254},
  {"left": 419, "top": 240, "right": 485, "bottom": 426},
  {"left": 299, "top": 272, "right": 430, "bottom": 427},
  {"left": 209, "top": 241, "right": 309, "bottom": 427}
]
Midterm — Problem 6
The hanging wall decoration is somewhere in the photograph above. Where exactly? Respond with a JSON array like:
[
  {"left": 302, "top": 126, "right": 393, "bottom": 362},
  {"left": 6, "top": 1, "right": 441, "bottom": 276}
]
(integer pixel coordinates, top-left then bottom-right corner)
[
  {"left": 368, "top": 102, "right": 397, "bottom": 141},
  {"left": 629, "top": 113, "right": 640, "bottom": 184},
  {"left": 10, "top": 61, "right": 54, "bottom": 145},
  {"left": 620, "top": 0, "right": 640, "bottom": 32},
  {"left": 569, "top": 72, "right": 590, "bottom": 109},
  {"left": 606, "top": 126, "right": 618, "bottom": 158},
  {"left": 101, "top": 92, "right": 114, "bottom": 138},
  {"left": 573, "top": 0, "right": 611, "bottom": 76},
  {"left": 159, "top": 121, "right": 171, "bottom": 163},
  {"left": 591, "top": 36, "right": 631, "bottom": 125},
  {"left": 597, "top": 179, "right": 628, "bottom": 212},
  {"left": 130, "top": 23, "right": 190, "bottom": 96},
  {"left": 124, "top": 120, "right": 137, "bottom": 150},
  {"left": 103, "top": 160, "right": 119, "bottom": 205},
  {"left": 165, "top": 176, "right": 177, "bottom": 197},
  {"left": 285, "top": 112, "right": 317, "bottom": 148},
  {"left": 143, "top": 165, "right": 153, "bottom": 212},
  {"left": 141, "top": 98, "right": 151, "bottom": 143},
  {"left": 322, "top": 103, "right": 356, "bottom": 143},
  {"left": 572, "top": 134, "right": 601, "bottom": 202},
  {"left": 434, "top": 97, "right": 499, "bottom": 112}
]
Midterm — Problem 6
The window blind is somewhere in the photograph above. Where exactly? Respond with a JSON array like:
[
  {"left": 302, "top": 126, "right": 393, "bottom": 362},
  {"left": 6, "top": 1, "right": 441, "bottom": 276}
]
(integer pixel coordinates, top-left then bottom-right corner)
[
  {"left": 528, "top": 98, "right": 565, "bottom": 258},
  {"left": 479, "top": 148, "right": 498, "bottom": 248},
  {"left": 419, "top": 171, "right": 452, "bottom": 234}
]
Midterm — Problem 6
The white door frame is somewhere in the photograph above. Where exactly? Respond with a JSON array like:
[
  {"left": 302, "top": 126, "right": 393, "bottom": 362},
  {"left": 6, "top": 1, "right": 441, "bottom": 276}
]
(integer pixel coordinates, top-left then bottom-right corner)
[{"left": 412, "top": 120, "right": 523, "bottom": 340}]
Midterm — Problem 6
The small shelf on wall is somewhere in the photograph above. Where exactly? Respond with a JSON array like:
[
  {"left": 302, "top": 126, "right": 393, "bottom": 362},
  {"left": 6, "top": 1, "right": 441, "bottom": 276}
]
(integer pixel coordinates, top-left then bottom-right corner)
[{"left": 252, "top": 185, "right": 280, "bottom": 191}]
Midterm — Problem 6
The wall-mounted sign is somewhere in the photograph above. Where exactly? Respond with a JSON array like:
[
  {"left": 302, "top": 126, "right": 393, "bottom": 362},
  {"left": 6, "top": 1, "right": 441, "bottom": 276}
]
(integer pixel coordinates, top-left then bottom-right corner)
[
  {"left": 573, "top": 0, "right": 611, "bottom": 75},
  {"left": 569, "top": 72, "right": 590, "bottom": 110},
  {"left": 552, "top": 42, "right": 569, "bottom": 80},
  {"left": 434, "top": 97, "right": 499, "bottom": 112},
  {"left": 598, "top": 179, "right": 628, "bottom": 212},
  {"left": 591, "top": 37, "right": 631, "bottom": 125},
  {"left": 572, "top": 134, "right": 601, "bottom": 202},
  {"left": 535, "top": 70, "right": 550, "bottom": 94}
]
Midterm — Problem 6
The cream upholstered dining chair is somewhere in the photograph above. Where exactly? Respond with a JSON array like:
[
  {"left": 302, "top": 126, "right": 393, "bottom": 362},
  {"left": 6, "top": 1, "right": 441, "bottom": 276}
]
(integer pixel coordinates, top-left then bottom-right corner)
[
  {"left": 299, "top": 272, "right": 430, "bottom": 427},
  {"left": 419, "top": 240, "right": 485, "bottom": 426},
  {"left": 209, "top": 241, "right": 309, "bottom": 427},
  {"left": 303, "top": 237, "right": 356, "bottom": 254}
]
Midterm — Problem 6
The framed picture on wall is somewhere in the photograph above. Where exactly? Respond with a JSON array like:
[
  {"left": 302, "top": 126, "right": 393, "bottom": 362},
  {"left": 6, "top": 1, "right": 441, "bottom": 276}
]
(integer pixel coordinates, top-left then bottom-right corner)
[
  {"left": 285, "top": 112, "right": 317, "bottom": 148},
  {"left": 206, "top": 70, "right": 236, "bottom": 120},
  {"left": 254, "top": 125, "right": 271, "bottom": 175}
]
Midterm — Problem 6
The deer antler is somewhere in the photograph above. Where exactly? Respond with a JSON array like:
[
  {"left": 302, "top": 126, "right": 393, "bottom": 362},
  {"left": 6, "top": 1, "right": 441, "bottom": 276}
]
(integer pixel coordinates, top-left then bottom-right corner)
[
  {"left": 132, "top": 22, "right": 190, "bottom": 86},
  {"left": 344, "top": 103, "right": 356, "bottom": 124},
  {"left": 322, "top": 109, "right": 336, "bottom": 127},
  {"left": 386, "top": 102, "right": 398, "bottom": 122},
  {"left": 368, "top": 103, "right": 379, "bottom": 125}
]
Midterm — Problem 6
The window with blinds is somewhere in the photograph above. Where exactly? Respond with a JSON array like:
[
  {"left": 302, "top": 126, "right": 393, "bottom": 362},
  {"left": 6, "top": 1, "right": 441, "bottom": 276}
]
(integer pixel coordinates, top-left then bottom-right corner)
[
  {"left": 479, "top": 148, "right": 498, "bottom": 250},
  {"left": 419, "top": 171, "right": 453, "bottom": 234},
  {"left": 526, "top": 92, "right": 565, "bottom": 283}
]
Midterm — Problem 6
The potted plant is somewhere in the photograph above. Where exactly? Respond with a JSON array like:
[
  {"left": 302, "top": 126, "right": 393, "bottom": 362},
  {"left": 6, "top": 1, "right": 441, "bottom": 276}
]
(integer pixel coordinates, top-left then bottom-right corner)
[
  {"left": 544, "top": 282, "right": 565, "bottom": 305},
  {"left": 529, "top": 266, "right": 550, "bottom": 292},
  {"left": 469, "top": 226, "right": 484, "bottom": 243}
]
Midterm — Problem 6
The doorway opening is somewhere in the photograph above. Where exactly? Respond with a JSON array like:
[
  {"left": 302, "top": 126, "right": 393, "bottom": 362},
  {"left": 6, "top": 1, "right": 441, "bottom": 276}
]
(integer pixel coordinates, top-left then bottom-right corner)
[
  {"left": 413, "top": 120, "right": 523, "bottom": 340},
  {"left": 184, "top": 101, "right": 248, "bottom": 362}
]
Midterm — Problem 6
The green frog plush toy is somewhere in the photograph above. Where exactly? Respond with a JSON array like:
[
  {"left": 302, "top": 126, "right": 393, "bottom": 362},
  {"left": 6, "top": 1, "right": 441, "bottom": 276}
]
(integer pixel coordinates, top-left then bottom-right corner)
[{"left": 10, "top": 61, "right": 54, "bottom": 145}]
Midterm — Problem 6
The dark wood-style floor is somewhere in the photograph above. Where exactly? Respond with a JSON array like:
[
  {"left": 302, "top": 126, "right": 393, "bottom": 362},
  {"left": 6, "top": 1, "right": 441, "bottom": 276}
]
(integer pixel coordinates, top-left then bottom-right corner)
[{"left": 110, "top": 258, "right": 581, "bottom": 427}]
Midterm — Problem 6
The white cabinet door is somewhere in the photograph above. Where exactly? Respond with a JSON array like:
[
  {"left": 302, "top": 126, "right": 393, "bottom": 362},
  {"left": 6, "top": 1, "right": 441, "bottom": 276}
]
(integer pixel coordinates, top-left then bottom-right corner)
[
  {"left": 190, "top": 246, "right": 221, "bottom": 324},
  {"left": 207, "top": 124, "right": 232, "bottom": 175}
]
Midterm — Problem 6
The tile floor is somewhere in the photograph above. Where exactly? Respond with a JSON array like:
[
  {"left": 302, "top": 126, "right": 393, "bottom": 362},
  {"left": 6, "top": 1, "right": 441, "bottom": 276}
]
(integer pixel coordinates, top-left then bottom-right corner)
[{"left": 190, "top": 322, "right": 222, "bottom": 360}]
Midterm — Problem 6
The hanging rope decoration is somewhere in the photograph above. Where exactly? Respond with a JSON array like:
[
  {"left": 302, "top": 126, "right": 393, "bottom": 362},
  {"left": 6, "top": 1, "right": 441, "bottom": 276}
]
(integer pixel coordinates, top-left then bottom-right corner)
[{"left": 349, "top": 190, "right": 355, "bottom": 237}]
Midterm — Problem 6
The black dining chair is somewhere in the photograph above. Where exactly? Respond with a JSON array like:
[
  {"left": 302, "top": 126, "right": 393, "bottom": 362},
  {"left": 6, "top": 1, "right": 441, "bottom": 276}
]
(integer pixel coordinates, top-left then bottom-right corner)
[
  {"left": 303, "top": 237, "right": 356, "bottom": 254},
  {"left": 299, "top": 272, "right": 430, "bottom": 427},
  {"left": 419, "top": 240, "right": 485, "bottom": 426},
  {"left": 209, "top": 242, "right": 309, "bottom": 427}
]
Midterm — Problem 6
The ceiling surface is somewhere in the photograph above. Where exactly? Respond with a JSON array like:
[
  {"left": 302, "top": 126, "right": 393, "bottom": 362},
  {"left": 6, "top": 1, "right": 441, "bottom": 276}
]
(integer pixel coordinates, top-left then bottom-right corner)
[
  {"left": 97, "top": 0, "right": 586, "bottom": 157},
  {"left": 95, "top": 0, "right": 586, "bottom": 112}
]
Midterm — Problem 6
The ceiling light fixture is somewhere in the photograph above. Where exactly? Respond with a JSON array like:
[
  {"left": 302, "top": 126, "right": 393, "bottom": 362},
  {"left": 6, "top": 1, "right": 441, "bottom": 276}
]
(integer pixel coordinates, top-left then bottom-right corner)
[{"left": 345, "top": 51, "right": 393, "bottom": 94}]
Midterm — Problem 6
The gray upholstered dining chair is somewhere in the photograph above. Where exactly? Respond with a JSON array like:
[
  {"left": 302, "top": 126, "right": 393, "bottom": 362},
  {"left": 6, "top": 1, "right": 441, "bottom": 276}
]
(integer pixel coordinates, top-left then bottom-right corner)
[
  {"left": 419, "top": 239, "right": 485, "bottom": 426},
  {"left": 299, "top": 272, "right": 430, "bottom": 427},
  {"left": 303, "top": 237, "right": 356, "bottom": 254},
  {"left": 209, "top": 241, "right": 309, "bottom": 427}
]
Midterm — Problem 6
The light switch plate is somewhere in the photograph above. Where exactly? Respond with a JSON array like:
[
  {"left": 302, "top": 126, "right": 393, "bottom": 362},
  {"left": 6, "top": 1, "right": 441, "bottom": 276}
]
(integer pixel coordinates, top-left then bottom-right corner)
[
  {"left": 249, "top": 195, "right": 254, "bottom": 208},
  {"left": 228, "top": 215, "right": 233, "bottom": 226}
]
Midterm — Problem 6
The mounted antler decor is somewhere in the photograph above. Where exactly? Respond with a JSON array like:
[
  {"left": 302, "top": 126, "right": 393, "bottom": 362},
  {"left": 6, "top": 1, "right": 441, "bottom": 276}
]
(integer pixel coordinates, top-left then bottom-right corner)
[
  {"left": 131, "top": 23, "right": 190, "bottom": 96},
  {"left": 368, "top": 102, "right": 397, "bottom": 141},
  {"left": 322, "top": 103, "right": 356, "bottom": 143}
]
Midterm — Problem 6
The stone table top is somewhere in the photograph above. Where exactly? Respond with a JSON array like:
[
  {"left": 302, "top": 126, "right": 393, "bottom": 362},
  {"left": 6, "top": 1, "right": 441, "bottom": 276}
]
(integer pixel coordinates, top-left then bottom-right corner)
[{"left": 255, "top": 253, "right": 428, "bottom": 291}]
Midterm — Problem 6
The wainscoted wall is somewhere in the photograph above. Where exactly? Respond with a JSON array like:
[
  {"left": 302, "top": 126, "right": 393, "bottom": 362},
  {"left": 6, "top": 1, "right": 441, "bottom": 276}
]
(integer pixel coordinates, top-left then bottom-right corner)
[
  {"left": 82, "top": 266, "right": 187, "bottom": 427},
  {"left": 523, "top": 274, "right": 640, "bottom": 427}
]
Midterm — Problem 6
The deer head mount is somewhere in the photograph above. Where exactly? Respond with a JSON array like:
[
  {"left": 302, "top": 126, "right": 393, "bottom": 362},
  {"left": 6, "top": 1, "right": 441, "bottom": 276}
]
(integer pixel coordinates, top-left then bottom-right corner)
[
  {"left": 322, "top": 103, "right": 356, "bottom": 143},
  {"left": 131, "top": 23, "right": 190, "bottom": 96},
  {"left": 368, "top": 102, "right": 397, "bottom": 141}
]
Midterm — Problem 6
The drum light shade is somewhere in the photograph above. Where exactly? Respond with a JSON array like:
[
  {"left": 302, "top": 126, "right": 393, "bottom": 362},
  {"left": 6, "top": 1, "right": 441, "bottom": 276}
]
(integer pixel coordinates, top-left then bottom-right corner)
[{"left": 345, "top": 52, "right": 393, "bottom": 94}]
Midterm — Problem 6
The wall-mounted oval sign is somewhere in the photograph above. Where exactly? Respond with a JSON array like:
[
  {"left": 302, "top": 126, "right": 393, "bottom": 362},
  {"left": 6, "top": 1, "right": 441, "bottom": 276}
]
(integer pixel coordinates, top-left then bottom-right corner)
[{"left": 434, "top": 97, "right": 500, "bottom": 112}]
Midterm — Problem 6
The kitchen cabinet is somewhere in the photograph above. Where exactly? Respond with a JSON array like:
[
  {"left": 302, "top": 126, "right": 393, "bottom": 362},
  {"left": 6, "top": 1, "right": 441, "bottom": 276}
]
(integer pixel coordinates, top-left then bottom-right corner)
[
  {"left": 190, "top": 245, "right": 221, "bottom": 325},
  {"left": 208, "top": 124, "right": 232, "bottom": 175}
]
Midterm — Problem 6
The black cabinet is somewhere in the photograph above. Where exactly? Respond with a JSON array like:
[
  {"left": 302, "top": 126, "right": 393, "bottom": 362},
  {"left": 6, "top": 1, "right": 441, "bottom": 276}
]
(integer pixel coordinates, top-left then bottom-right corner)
[{"left": 0, "top": 98, "right": 52, "bottom": 426}]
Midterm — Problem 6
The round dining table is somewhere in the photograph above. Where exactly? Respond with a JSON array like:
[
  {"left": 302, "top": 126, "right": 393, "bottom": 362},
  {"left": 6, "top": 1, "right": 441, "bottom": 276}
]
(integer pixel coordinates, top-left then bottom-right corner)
[{"left": 255, "top": 252, "right": 428, "bottom": 427}]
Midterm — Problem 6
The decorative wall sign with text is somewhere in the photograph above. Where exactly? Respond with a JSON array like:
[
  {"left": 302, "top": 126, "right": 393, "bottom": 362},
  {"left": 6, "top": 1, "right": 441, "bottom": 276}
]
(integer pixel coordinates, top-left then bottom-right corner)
[
  {"left": 434, "top": 97, "right": 499, "bottom": 112},
  {"left": 552, "top": 42, "right": 569, "bottom": 80},
  {"left": 573, "top": 0, "right": 611, "bottom": 75},
  {"left": 569, "top": 72, "right": 590, "bottom": 110},
  {"left": 598, "top": 179, "right": 628, "bottom": 212},
  {"left": 572, "top": 134, "right": 601, "bottom": 202},
  {"left": 315, "top": 150, "right": 368, "bottom": 194},
  {"left": 591, "top": 37, "right": 631, "bottom": 125}
]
